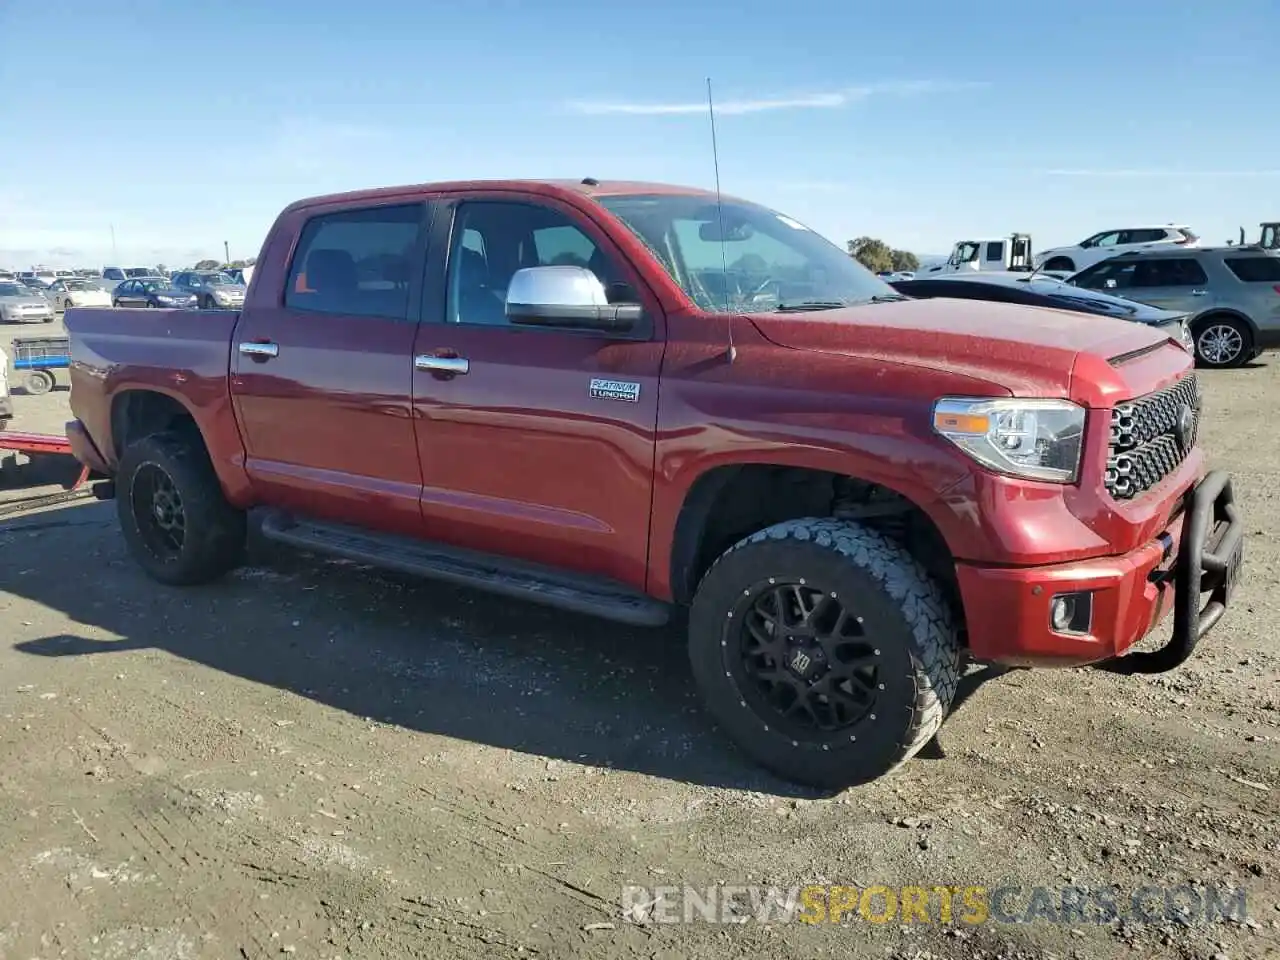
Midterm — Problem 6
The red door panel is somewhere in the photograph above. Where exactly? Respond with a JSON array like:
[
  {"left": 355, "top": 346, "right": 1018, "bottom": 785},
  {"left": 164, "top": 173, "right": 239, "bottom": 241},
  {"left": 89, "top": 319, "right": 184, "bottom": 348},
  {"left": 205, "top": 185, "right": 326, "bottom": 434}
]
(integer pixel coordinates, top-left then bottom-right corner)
[
  {"left": 232, "top": 310, "right": 423, "bottom": 536},
  {"left": 410, "top": 326, "right": 663, "bottom": 590}
]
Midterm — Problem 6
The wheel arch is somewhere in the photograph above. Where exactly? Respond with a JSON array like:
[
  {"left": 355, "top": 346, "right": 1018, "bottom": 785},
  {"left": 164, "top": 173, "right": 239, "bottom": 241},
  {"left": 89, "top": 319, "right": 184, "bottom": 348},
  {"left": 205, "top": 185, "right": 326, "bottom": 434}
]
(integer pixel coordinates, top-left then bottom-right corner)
[
  {"left": 664, "top": 461, "right": 966, "bottom": 642},
  {"left": 109, "top": 385, "right": 255, "bottom": 506},
  {"left": 110, "top": 387, "right": 200, "bottom": 459},
  {"left": 1189, "top": 308, "right": 1258, "bottom": 341}
]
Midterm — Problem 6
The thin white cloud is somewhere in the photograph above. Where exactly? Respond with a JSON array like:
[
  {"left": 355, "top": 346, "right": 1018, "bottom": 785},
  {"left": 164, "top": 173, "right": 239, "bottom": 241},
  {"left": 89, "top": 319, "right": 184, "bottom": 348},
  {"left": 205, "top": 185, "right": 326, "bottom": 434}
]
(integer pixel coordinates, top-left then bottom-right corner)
[
  {"left": 766, "top": 180, "right": 853, "bottom": 192},
  {"left": 1044, "top": 168, "right": 1280, "bottom": 178},
  {"left": 568, "top": 80, "right": 984, "bottom": 117}
]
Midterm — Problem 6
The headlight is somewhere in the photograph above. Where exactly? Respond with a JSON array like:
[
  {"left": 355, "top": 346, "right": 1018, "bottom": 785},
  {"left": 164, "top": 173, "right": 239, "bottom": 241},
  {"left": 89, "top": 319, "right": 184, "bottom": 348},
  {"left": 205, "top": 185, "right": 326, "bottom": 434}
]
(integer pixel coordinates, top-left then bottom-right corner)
[
  {"left": 933, "top": 397, "right": 1086, "bottom": 482},
  {"left": 157, "top": 296, "right": 175, "bottom": 304}
]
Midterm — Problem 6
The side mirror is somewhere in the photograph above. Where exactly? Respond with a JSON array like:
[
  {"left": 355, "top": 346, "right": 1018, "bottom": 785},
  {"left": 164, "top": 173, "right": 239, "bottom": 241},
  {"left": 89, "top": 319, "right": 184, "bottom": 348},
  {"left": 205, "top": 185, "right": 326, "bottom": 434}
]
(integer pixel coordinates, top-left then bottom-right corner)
[{"left": 506, "top": 265, "right": 642, "bottom": 332}]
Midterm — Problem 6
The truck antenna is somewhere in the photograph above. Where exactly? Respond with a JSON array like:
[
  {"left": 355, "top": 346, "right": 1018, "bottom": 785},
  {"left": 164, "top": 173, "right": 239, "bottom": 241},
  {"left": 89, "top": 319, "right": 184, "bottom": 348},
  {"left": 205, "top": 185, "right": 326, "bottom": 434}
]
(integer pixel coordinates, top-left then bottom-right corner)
[{"left": 706, "top": 77, "right": 736, "bottom": 363}]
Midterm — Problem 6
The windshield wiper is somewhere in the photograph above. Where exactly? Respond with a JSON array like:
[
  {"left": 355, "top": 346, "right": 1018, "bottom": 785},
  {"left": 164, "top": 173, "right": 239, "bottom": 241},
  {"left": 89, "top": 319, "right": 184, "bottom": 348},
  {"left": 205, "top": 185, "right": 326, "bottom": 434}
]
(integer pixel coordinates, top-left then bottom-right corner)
[
  {"left": 867, "top": 293, "right": 909, "bottom": 303},
  {"left": 776, "top": 300, "right": 847, "bottom": 312}
]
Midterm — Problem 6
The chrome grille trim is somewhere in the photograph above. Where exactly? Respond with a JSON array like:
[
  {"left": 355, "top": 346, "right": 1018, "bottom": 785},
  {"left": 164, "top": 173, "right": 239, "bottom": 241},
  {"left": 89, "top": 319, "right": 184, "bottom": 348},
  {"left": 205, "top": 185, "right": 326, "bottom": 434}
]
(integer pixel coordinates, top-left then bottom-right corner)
[{"left": 1105, "top": 374, "right": 1200, "bottom": 500}]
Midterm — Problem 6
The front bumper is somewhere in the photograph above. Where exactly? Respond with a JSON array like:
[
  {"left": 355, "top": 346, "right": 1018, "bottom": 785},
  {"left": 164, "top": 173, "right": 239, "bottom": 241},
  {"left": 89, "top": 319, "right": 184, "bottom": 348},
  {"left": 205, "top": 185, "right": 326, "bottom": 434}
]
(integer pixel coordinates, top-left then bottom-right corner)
[{"left": 956, "top": 470, "right": 1244, "bottom": 671}]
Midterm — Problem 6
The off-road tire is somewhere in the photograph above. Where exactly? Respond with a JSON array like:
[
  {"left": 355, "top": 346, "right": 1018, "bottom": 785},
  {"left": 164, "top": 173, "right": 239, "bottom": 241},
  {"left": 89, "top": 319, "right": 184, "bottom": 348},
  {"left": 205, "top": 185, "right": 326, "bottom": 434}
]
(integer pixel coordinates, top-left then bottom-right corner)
[
  {"left": 116, "top": 430, "right": 246, "bottom": 585},
  {"left": 688, "top": 518, "right": 962, "bottom": 789}
]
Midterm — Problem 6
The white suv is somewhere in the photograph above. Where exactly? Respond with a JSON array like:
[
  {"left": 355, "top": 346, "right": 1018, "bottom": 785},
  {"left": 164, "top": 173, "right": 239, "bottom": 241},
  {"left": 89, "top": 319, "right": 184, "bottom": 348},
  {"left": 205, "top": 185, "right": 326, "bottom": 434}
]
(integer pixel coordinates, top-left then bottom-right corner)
[{"left": 1034, "top": 226, "right": 1199, "bottom": 274}]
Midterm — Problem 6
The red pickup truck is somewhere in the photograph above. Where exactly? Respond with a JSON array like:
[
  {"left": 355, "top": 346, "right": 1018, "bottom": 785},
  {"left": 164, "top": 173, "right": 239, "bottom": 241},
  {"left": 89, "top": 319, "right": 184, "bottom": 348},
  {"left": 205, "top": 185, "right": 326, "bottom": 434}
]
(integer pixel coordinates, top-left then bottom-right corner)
[{"left": 63, "top": 179, "right": 1245, "bottom": 788}]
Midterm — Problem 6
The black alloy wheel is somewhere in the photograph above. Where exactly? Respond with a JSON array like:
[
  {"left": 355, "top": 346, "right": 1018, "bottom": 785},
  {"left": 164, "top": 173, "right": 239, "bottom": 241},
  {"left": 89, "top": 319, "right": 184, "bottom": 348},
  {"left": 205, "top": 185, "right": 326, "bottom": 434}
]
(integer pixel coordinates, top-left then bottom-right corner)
[{"left": 735, "top": 581, "right": 879, "bottom": 737}]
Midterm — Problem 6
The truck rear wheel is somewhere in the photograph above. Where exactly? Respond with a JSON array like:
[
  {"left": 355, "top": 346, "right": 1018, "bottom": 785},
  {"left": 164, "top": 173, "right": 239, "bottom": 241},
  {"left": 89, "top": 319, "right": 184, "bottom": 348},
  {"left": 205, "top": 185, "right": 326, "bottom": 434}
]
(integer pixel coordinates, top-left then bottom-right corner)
[
  {"left": 688, "top": 518, "right": 962, "bottom": 789},
  {"left": 116, "top": 430, "right": 246, "bottom": 585}
]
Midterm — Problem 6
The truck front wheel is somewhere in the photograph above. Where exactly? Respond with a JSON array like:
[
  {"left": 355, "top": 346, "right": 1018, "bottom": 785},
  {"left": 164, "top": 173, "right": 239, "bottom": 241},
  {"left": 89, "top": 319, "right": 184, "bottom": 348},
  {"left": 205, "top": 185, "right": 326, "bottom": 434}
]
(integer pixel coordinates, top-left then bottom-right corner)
[
  {"left": 116, "top": 430, "right": 246, "bottom": 585},
  {"left": 688, "top": 518, "right": 962, "bottom": 789}
]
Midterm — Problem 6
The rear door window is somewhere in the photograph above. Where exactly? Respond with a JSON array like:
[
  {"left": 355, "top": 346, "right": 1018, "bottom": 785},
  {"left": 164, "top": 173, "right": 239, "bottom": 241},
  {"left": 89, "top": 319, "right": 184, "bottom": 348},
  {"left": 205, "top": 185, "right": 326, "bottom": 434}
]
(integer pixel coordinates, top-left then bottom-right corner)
[
  {"left": 1224, "top": 256, "right": 1280, "bottom": 283},
  {"left": 286, "top": 203, "right": 425, "bottom": 319},
  {"left": 1131, "top": 258, "right": 1208, "bottom": 288}
]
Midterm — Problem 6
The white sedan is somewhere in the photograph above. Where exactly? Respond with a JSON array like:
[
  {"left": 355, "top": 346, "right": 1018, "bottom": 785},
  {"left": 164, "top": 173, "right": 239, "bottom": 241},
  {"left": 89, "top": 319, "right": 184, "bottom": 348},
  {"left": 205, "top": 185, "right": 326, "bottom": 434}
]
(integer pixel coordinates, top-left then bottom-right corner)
[{"left": 47, "top": 278, "right": 112, "bottom": 312}]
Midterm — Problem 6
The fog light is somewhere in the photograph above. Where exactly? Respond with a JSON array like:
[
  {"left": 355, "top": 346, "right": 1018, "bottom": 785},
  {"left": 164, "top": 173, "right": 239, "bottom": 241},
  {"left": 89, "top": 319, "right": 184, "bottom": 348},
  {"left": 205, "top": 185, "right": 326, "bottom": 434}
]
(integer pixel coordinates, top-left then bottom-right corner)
[
  {"left": 1050, "top": 596, "right": 1074, "bottom": 631},
  {"left": 1049, "top": 590, "right": 1093, "bottom": 634}
]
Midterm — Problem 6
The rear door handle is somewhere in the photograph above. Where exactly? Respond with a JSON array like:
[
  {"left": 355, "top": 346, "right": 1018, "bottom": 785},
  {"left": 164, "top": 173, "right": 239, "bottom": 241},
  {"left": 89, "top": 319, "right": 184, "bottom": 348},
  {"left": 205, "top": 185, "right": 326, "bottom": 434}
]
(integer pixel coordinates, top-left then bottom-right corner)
[
  {"left": 415, "top": 354, "right": 469, "bottom": 375},
  {"left": 1191, "top": 289, "right": 1208, "bottom": 296},
  {"left": 239, "top": 341, "right": 279, "bottom": 361}
]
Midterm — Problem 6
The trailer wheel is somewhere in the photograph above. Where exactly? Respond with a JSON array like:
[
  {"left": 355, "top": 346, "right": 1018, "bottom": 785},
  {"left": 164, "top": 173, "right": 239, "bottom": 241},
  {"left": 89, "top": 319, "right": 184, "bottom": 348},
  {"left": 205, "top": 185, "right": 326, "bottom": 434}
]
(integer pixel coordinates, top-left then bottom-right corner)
[
  {"left": 24, "top": 370, "right": 54, "bottom": 396},
  {"left": 688, "top": 518, "right": 962, "bottom": 789},
  {"left": 116, "top": 430, "right": 246, "bottom": 585}
]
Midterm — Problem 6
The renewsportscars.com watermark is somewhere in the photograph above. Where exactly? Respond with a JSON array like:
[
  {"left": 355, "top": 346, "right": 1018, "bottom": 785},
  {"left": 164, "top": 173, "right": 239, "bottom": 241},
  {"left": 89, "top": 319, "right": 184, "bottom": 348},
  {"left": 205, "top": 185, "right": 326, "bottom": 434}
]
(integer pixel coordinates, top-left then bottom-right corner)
[{"left": 621, "top": 883, "right": 1250, "bottom": 926}]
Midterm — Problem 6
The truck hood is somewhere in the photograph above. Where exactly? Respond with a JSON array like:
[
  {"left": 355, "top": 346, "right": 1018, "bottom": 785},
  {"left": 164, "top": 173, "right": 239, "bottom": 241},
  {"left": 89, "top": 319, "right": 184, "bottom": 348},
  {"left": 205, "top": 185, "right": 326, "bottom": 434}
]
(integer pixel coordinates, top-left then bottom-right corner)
[{"left": 749, "top": 297, "right": 1170, "bottom": 399}]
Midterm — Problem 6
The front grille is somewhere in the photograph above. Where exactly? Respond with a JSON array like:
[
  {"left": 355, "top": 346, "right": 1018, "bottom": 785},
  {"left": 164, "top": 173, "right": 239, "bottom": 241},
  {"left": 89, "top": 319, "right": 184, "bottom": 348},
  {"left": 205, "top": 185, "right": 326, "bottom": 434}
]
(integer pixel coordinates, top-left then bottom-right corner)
[{"left": 1105, "top": 374, "right": 1200, "bottom": 500}]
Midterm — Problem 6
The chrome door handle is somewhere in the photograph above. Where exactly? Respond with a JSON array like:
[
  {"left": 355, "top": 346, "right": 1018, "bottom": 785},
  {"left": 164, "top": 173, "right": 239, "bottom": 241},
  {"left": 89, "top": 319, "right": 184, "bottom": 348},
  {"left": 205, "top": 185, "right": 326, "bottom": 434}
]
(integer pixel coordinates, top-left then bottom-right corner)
[
  {"left": 238, "top": 341, "right": 279, "bottom": 358},
  {"left": 1190, "top": 289, "right": 1208, "bottom": 296},
  {"left": 415, "top": 354, "right": 469, "bottom": 375}
]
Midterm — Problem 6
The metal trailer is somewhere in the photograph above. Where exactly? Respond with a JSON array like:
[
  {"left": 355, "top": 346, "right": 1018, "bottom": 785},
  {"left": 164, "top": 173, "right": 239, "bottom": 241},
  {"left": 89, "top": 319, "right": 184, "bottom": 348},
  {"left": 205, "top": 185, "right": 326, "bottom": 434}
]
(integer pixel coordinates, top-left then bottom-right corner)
[{"left": 10, "top": 335, "right": 70, "bottom": 396}]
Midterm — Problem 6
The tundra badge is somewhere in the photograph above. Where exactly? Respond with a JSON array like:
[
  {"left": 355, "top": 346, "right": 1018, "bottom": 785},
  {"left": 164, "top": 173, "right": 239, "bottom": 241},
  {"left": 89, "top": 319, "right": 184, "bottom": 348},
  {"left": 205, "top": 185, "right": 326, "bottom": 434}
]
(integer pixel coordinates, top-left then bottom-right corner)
[{"left": 589, "top": 378, "right": 641, "bottom": 403}]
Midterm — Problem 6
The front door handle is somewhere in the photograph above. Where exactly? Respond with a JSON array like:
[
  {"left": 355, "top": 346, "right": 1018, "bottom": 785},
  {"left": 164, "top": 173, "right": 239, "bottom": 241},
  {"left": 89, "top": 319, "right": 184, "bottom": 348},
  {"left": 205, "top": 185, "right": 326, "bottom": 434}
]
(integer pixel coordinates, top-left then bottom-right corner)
[
  {"left": 415, "top": 354, "right": 470, "bottom": 376},
  {"left": 1190, "top": 289, "right": 1208, "bottom": 297},
  {"left": 239, "top": 341, "right": 279, "bottom": 362}
]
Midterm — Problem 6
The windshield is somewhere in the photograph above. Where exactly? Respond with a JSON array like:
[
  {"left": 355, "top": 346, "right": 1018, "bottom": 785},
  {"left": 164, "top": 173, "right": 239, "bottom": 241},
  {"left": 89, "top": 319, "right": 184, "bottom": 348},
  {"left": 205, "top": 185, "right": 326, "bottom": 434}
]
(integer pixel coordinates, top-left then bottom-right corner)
[
  {"left": 596, "top": 193, "right": 895, "bottom": 313},
  {"left": 64, "top": 280, "right": 93, "bottom": 291},
  {"left": 140, "top": 280, "right": 169, "bottom": 291},
  {"left": 0, "top": 282, "right": 30, "bottom": 296},
  {"left": 199, "top": 272, "right": 236, "bottom": 285},
  {"left": 126, "top": 268, "right": 154, "bottom": 277},
  {"left": 950, "top": 242, "right": 980, "bottom": 264}
]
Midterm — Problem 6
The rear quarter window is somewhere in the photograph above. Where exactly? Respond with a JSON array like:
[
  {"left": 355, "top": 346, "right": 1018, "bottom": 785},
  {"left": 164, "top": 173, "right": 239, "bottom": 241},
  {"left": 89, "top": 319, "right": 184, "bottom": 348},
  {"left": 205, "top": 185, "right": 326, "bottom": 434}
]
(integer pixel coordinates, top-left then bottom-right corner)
[{"left": 1224, "top": 256, "right": 1280, "bottom": 283}]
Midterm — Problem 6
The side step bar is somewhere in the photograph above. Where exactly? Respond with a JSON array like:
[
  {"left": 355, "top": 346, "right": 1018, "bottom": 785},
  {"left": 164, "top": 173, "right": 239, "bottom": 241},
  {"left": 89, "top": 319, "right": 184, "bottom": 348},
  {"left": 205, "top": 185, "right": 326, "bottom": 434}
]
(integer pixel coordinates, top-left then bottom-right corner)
[{"left": 258, "top": 511, "right": 671, "bottom": 628}]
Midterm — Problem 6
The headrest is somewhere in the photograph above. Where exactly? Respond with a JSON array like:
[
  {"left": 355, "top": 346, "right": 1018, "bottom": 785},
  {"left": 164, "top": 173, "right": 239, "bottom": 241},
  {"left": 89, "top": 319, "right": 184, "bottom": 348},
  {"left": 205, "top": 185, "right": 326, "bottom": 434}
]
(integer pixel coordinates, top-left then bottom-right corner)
[
  {"left": 458, "top": 248, "right": 488, "bottom": 287},
  {"left": 307, "top": 248, "right": 357, "bottom": 294}
]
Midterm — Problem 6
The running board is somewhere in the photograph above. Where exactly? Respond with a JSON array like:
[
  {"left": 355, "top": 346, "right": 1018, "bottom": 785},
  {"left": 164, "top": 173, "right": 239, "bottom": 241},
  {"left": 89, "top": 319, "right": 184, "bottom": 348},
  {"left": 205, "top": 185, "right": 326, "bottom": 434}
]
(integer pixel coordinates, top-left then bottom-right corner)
[{"left": 258, "top": 511, "right": 671, "bottom": 627}]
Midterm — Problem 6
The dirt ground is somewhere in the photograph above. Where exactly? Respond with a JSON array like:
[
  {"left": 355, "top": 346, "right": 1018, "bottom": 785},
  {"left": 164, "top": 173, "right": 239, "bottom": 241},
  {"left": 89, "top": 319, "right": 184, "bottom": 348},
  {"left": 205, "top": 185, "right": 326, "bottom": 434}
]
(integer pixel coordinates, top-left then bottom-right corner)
[{"left": 1, "top": 318, "right": 1277, "bottom": 959}]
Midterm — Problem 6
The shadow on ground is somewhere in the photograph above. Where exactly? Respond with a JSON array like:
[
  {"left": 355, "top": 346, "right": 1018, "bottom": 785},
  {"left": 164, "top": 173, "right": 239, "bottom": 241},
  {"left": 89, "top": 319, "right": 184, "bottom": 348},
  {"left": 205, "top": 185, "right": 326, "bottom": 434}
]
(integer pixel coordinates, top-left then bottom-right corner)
[{"left": 3, "top": 499, "right": 1010, "bottom": 797}]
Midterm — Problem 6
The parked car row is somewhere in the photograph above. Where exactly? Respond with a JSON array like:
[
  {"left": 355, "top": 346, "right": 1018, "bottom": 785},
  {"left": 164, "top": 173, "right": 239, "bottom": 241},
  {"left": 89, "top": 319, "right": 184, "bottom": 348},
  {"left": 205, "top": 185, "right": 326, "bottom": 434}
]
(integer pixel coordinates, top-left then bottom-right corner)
[
  {"left": 0, "top": 270, "right": 249, "bottom": 321},
  {"left": 108, "top": 271, "right": 246, "bottom": 309}
]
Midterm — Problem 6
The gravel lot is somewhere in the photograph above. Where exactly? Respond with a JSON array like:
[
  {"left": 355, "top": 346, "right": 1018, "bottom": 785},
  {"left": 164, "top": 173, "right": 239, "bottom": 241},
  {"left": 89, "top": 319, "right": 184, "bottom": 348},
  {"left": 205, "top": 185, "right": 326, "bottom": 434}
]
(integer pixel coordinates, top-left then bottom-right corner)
[{"left": 1, "top": 317, "right": 1277, "bottom": 960}]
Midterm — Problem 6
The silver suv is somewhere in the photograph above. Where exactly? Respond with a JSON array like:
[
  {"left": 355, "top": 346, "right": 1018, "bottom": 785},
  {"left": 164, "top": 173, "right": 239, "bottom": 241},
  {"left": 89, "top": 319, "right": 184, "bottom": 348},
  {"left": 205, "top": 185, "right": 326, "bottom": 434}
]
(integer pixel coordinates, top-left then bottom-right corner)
[{"left": 1068, "top": 246, "right": 1280, "bottom": 368}]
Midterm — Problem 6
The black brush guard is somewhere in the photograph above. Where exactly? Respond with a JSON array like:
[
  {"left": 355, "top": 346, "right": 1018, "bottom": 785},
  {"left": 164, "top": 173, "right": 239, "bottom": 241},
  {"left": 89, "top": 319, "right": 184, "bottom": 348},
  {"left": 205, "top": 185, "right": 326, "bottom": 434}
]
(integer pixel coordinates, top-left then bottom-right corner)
[{"left": 1099, "top": 470, "right": 1244, "bottom": 675}]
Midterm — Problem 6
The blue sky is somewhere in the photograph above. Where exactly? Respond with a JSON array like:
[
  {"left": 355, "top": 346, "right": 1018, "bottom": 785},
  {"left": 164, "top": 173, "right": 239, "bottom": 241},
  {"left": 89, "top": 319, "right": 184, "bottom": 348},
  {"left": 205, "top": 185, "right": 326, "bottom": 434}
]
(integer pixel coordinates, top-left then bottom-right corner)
[{"left": 1, "top": 0, "right": 1277, "bottom": 268}]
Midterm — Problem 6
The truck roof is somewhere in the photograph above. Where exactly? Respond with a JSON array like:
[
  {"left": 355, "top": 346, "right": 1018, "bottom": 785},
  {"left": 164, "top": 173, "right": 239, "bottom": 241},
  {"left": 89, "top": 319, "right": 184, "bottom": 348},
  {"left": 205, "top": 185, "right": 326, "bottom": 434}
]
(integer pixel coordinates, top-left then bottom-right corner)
[{"left": 280, "top": 178, "right": 726, "bottom": 215}]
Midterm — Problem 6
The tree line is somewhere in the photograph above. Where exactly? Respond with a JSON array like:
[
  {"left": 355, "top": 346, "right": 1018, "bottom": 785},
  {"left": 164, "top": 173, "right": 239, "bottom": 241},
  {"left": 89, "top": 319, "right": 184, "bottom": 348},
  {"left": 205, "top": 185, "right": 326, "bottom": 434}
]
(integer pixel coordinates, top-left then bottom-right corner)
[{"left": 846, "top": 237, "right": 919, "bottom": 274}]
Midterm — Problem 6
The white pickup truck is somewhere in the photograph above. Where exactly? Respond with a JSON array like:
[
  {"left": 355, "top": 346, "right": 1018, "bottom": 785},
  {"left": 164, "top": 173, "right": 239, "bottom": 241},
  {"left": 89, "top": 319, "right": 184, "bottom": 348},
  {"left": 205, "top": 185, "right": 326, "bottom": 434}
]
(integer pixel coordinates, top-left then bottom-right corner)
[{"left": 926, "top": 234, "right": 1033, "bottom": 274}]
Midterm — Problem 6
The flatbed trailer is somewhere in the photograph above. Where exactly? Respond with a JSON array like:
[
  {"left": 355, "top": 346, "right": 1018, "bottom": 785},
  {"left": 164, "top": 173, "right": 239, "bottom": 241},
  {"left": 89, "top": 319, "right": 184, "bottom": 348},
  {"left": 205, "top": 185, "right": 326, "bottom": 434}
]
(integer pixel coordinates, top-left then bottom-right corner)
[{"left": 0, "top": 431, "right": 90, "bottom": 490}]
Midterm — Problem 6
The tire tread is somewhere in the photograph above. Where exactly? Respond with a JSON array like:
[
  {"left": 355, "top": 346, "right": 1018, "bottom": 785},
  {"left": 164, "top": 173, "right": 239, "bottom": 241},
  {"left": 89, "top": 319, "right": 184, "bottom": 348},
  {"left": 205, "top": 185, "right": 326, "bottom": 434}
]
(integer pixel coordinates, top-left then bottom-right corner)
[
  {"left": 116, "top": 430, "right": 246, "bottom": 585},
  {"left": 691, "top": 517, "right": 962, "bottom": 787}
]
